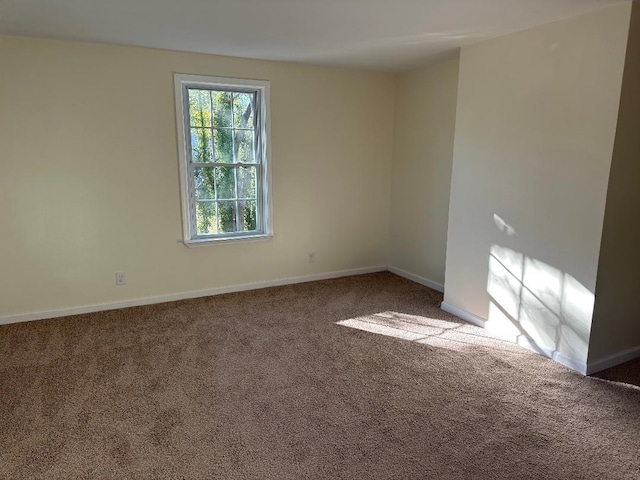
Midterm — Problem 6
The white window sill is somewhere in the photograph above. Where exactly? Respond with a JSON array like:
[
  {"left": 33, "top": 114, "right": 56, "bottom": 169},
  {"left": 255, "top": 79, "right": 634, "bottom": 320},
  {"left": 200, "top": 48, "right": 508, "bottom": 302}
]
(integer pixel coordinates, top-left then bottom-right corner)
[{"left": 183, "top": 233, "right": 274, "bottom": 248}]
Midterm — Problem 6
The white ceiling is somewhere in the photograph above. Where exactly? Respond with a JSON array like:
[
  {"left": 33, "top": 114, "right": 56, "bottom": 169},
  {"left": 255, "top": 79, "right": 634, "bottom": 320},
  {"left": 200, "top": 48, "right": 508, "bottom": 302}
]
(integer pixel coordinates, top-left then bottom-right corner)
[{"left": 0, "top": 0, "right": 626, "bottom": 71}]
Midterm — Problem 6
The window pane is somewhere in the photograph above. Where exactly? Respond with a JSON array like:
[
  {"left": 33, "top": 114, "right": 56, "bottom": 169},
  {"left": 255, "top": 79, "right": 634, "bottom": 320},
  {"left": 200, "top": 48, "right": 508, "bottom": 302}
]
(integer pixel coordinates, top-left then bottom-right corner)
[
  {"left": 237, "top": 166, "right": 256, "bottom": 199},
  {"left": 188, "top": 90, "right": 212, "bottom": 127},
  {"left": 214, "top": 128, "right": 233, "bottom": 163},
  {"left": 194, "top": 167, "right": 216, "bottom": 199},
  {"left": 191, "top": 128, "right": 213, "bottom": 162},
  {"left": 240, "top": 200, "right": 257, "bottom": 232},
  {"left": 218, "top": 201, "right": 237, "bottom": 233},
  {"left": 196, "top": 201, "right": 218, "bottom": 235},
  {"left": 212, "top": 91, "right": 232, "bottom": 128},
  {"left": 215, "top": 166, "right": 236, "bottom": 199},
  {"left": 234, "top": 130, "right": 255, "bottom": 163},
  {"left": 233, "top": 92, "right": 255, "bottom": 129}
]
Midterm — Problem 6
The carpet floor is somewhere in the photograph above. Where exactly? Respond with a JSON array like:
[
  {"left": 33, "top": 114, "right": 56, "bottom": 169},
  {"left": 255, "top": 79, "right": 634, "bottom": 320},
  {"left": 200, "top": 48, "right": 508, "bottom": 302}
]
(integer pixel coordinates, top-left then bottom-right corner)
[{"left": 1, "top": 272, "right": 639, "bottom": 479}]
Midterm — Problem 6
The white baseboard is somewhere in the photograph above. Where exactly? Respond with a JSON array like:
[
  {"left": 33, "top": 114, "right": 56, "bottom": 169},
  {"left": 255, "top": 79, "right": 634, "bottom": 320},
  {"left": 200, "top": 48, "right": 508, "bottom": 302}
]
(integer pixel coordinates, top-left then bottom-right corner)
[
  {"left": 0, "top": 265, "right": 387, "bottom": 326},
  {"left": 511, "top": 336, "right": 587, "bottom": 374},
  {"left": 440, "top": 303, "right": 589, "bottom": 373},
  {"left": 387, "top": 266, "right": 444, "bottom": 292},
  {"left": 586, "top": 345, "right": 640, "bottom": 375},
  {"left": 552, "top": 353, "right": 588, "bottom": 375},
  {"left": 5, "top": 265, "right": 636, "bottom": 376},
  {"left": 440, "top": 302, "right": 487, "bottom": 328},
  {"left": 2, "top": 265, "right": 443, "bottom": 326}
]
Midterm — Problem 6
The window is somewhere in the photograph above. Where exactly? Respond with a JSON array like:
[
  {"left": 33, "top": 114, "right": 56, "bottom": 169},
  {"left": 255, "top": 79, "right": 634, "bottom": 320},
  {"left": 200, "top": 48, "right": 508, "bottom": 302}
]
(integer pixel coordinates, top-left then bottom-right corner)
[{"left": 174, "top": 74, "right": 272, "bottom": 245}]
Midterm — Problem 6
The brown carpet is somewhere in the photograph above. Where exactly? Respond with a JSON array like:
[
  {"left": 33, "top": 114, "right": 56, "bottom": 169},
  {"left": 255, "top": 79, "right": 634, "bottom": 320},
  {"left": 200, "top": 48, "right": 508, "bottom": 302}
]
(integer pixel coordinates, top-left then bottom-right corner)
[{"left": 1, "top": 272, "right": 639, "bottom": 479}]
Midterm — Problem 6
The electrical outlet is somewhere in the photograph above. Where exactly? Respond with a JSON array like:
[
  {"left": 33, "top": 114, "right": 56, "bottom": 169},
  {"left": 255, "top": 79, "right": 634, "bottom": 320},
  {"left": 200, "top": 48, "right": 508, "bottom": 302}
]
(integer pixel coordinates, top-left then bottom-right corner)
[
  {"left": 308, "top": 252, "right": 316, "bottom": 264},
  {"left": 115, "top": 272, "right": 126, "bottom": 285}
]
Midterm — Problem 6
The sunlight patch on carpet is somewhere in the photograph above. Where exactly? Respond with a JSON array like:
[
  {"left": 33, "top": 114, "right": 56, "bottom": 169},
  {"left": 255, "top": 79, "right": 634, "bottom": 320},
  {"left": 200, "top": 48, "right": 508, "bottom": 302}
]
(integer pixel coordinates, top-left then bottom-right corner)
[{"left": 336, "top": 311, "right": 524, "bottom": 352}]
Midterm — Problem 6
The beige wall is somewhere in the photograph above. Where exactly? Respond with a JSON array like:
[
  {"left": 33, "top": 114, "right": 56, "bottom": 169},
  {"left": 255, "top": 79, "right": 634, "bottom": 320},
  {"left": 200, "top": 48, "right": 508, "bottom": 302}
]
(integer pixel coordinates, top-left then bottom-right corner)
[
  {"left": 0, "top": 35, "right": 395, "bottom": 317},
  {"left": 388, "top": 55, "right": 459, "bottom": 286},
  {"left": 443, "top": 4, "right": 631, "bottom": 367},
  {"left": 589, "top": 1, "right": 640, "bottom": 363}
]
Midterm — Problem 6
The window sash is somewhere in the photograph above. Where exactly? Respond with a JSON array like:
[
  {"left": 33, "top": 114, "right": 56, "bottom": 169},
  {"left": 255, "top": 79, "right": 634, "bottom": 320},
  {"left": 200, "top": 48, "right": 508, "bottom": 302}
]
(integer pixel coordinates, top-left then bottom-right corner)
[{"left": 188, "top": 163, "right": 262, "bottom": 236}]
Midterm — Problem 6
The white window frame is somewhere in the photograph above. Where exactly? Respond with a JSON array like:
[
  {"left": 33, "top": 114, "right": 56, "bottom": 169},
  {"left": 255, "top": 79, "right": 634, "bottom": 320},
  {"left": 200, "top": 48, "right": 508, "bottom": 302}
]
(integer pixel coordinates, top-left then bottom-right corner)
[{"left": 174, "top": 73, "right": 273, "bottom": 246}]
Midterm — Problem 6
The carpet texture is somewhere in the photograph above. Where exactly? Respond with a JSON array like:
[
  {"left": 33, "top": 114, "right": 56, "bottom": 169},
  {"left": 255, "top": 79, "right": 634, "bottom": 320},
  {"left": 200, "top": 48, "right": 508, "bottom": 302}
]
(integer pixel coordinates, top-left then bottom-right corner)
[{"left": 1, "top": 272, "right": 639, "bottom": 479}]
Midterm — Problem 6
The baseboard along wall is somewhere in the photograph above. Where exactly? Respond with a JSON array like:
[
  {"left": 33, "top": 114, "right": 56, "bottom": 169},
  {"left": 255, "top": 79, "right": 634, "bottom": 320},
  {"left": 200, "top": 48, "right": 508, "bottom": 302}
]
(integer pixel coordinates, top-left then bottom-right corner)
[
  {"left": 440, "top": 302, "right": 588, "bottom": 373},
  {"left": 0, "top": 266, "right": 387, "bottom": 326},
  {"left": 586, "top": 345, "right": 640, "bottom": 375},
  {"left": 3, "top": 264, "right": 638, "bottom": 376},
  {"left": 386, "top": 266, "right": 444, "bottom": 292},
  {"left": 439, "top": 302, "right": 640, "bottom": 375},
  {"left": 440, "top": 302, "right": 487, "bottom": 328}
]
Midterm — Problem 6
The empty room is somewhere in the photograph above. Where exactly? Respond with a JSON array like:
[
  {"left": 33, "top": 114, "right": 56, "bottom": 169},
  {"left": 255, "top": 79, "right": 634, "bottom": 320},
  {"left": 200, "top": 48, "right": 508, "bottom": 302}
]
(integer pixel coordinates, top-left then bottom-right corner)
[{"left": 1, "top": 0, "right": 639, "bottom": 478}]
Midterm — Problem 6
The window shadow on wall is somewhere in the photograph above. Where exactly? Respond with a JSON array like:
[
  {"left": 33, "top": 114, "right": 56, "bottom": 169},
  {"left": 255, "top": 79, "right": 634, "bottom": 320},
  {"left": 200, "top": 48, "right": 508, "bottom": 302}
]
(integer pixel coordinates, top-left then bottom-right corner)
[{"left": 487, "top": 244, "right": 593, "bottom": 366}]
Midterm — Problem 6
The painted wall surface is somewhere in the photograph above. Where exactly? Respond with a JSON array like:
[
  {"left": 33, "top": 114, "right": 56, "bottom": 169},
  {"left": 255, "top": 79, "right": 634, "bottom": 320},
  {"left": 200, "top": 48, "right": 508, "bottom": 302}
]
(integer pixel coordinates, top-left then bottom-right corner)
[
  {"left": 589, "top": 2, "right": 640, "bottom": 363},
  {"left": 0, "top": 35, "right": 395, "bottom": 317},
  {"left": 443, "top": 4, "right": 631, "bottom": 366},
  {"left": 388, "top": 55, "right": 459, "bottom": 286}
]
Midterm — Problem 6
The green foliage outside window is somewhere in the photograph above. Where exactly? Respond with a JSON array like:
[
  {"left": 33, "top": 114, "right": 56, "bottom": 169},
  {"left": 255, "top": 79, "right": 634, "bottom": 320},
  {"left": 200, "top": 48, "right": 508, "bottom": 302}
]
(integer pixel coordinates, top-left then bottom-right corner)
[{"left": 188, "top": 88, "right": 258, "bottom": 235}]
